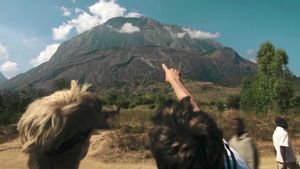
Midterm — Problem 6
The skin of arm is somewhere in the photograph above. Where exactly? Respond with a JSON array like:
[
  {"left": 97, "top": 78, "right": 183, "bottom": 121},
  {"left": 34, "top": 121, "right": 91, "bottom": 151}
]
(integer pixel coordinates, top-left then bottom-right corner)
[
  {"left": 280, "top": 146, "right": 287, "bottom": 169},
  {"left": 162, "top": 63, "right": 200, "bottom": 112}
]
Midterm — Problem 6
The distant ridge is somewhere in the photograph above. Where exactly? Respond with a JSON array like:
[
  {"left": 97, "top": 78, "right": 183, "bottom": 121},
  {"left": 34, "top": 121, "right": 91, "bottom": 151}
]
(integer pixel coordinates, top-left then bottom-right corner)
[{"left": 0, "top": 17, "right": 256, "bottom": 90}]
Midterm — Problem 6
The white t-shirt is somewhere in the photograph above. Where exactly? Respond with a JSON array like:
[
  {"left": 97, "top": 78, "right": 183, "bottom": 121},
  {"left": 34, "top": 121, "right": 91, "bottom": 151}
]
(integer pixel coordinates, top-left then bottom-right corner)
[
  {"left": 272, "top": 126, "right": 296, "bottom": 163},
  {"left": 224, "top": 140, "right": 249, "bottom": 169}
]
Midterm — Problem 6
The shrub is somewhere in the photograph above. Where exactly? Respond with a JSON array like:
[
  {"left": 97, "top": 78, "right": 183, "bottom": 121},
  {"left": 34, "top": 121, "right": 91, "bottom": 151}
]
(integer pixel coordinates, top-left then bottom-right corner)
[
  {"left": 216, "top": 101, "right": 225, "bottom": 112},
  {"left": 226, "top": 95, "right": 240, "bottom": 109}
]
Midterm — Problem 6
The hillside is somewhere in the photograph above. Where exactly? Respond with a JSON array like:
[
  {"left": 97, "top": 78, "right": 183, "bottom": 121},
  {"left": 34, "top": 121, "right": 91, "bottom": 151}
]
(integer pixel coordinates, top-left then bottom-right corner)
[
  {"left": 0, "top": 73, "right": 7, "bottom": 85},
  {"left": 0, "top": 17, "right": 256, "bottom": 90}
]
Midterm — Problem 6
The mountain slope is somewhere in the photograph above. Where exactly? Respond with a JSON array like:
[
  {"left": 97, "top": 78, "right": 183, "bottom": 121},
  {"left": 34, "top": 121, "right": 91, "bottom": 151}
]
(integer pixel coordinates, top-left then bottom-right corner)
[
  {"left": 0, "top": 72, "right": 7, "bottom": 85},
  {"left": 0, "top": 17, "right": 256, "bottom": 90},
  {"left": 49, "top": 17, "right": 222, "bottom": 64}
]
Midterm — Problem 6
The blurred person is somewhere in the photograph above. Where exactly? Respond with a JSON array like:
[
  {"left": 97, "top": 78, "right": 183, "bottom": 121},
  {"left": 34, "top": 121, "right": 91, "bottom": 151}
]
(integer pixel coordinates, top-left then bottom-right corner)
[
  {"left": 229, "top": 117, "right": 259, "bottom": 169},
  {"left": 273, "top": 116, "right": 298, "bottom": 169},
  {"left": 149, "top": 64, "right": 249, "bottom": 169},
  {"left": 18, "top": 80, "right": 109, "bottom": 169}
]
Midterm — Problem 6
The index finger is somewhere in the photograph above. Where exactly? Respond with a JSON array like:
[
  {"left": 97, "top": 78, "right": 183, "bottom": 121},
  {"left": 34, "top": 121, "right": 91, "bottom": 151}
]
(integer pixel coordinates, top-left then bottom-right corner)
[{"left": 162, "top": 63, "right": 169, "bottom": 72}]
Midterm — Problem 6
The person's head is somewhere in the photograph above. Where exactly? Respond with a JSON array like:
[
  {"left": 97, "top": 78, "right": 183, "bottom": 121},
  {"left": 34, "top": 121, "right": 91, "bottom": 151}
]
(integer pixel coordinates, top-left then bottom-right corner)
[
  {"left": 232, "top": 117, "right": 245, "bottom": 137},
  {"left": 275, "top": 116, "right": 288, "bottom": 129},
  {"left": 18, "top": 80, "right": 108, "bottom": 169},
  {"left": 149, "top": 97, "right": 224, "bottom": 169}
]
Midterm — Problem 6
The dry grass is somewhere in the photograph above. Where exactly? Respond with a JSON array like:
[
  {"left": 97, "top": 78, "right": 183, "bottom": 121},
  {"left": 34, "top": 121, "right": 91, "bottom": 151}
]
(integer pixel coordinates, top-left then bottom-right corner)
[{"left": 1, "top": 136, "right": 299, "bottom": 169}]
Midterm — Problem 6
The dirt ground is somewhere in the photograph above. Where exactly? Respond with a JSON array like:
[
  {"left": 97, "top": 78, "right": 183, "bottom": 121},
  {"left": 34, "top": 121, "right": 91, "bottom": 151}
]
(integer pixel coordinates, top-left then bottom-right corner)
[{"left": 0, "top": 133, "right": 298, "bottom": 169}]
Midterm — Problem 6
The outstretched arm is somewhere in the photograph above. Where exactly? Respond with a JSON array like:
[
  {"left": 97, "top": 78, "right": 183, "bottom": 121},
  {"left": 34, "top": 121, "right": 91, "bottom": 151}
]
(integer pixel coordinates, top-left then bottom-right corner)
[{"left": 162, "top": 63, "right": 200, "bottom": 112}]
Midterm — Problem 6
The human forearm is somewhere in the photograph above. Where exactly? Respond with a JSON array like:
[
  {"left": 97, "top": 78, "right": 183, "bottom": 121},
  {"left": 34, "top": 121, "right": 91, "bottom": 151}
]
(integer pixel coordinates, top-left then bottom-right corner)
[
  {"left": 168, "top": 79, "right": 200, "bottom": 111},
  {"left": 162, "top": 63, "right": 200, "bottom": 112}
]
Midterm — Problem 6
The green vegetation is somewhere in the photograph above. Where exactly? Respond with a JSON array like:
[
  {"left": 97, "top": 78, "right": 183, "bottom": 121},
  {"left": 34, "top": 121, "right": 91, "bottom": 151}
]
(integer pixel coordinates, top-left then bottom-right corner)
[
  {"left": 226, "top": 94, "right": 240, "bottom": 109},
  {"left": 0, "top": 89, "right": 47, "bottom": 125},
  {"left": 53, "top": 78, "right": 70, "bottom": 91},
  {"left": 102, "top": 90, "right": 171, "bottom": 109},
  {"left": 240, "top": 42, "right": 296, "bottom": 114}
]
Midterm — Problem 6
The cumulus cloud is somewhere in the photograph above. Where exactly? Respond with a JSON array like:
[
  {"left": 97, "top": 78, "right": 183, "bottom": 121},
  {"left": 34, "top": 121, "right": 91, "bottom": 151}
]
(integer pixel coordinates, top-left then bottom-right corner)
[
  {"left": 70, "top": 11, "right": 100, "bottom": 33},
  {"left": 52, "top": 23, "right": 73, "bottom": 40},
  {"left": 0, "top": 42, "right": 9, "bottom": 60},
  {"left": 0, "top": 42, "right": 19, "bottom": 78},
  {"left": 30, "top": 43, "right": 60, "bottom": 67},
  {"left": 246, "top": 49, "right": 256, "bottom": 56},
  {"left": 89, "top": 0, "right": 126, "bottom": 24},
  {"left": 245, "top": 48, "right": 258, "bottom": 63},
  {"left": 52, "top": 0, "right": 142, "bottom": 40},
  {"left": 1, "top": 61, "right": 18, "bottom": 73},
  {"left": 61, "top": 7, "right": 72, "bottom": 16},
  {"left": 117, "top": 23, "right": 140, "bottom": 34},
  {"left": 181, "top": 28, "right": 221, "bottom": 39}
]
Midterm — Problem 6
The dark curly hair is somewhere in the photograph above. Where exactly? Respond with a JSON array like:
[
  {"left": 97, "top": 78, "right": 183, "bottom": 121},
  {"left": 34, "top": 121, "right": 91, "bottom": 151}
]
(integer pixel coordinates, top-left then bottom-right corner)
[
  {"left": 149, "top": 97, "right": 225, "bottom": 169},
  {"left": 275, "top": 116, "right": 288, "bottom": 129}
]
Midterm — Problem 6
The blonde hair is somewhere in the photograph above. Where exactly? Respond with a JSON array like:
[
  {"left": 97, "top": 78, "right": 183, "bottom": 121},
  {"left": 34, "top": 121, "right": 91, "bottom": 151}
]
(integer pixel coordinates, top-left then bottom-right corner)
[{"left": 18, "top": 80, "right": 102, "bottom": 169}]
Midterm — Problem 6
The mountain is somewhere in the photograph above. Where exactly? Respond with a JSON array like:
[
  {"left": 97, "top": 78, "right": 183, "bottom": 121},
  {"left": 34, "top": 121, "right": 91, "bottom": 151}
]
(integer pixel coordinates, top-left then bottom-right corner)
[
  {"left": 0, "top": 17, "right": 256, "bottom": 90},
  {"left": 0, "top": 72, "right": 7, "bottom": 85}
]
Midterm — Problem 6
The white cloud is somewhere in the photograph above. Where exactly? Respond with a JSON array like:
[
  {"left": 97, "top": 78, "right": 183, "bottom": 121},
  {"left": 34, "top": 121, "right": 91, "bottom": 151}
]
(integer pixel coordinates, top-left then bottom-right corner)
[
  {"left": 182, "top": 28, "right": 221, "bottom": 39},
  {"left": 70, "top": 11, "right": 100, "bottom": 33},
  {"left": 52, "top": 23, "right": 73, "bottom": 40},
  {"left": 22, "top": 37, "right": 38, "bottom": 44},
  {"left": 89, "top": 0, "right": 126, "bottom": 24},
  {"left": 1, "top": 61, "right": 18, "bottom": 73},
  {"left": 30, "top": 43, "right": 60, "bottom": 67},
  {"left": 0, "top": 42, "right": 9, "bottom": 60},
  {"left": 0, "top": 42, "right": 19, "bottom": 78},
  {"left": 52, "top": 0, "right": 143, "bottom": 40},
  {"left": 61, "top": 7, "right": 72, "bottom": 17},
  {"left": 75, "top": 8, "right": 84, "bottom": 14},
  {"left": 246, "top": 49, "right": 255, "bottom": 56},
  {"left": 245, "top": 48, "right": 258, "bottom": 63},
  {"left": 72, "top": 0, "right": 76, "bottom": 4},
  {"left": 117, "top": 23, "right": 140, "bottom": 34},
  {"left": 126, "top": 12, "right": 142, "bottom": 18}
]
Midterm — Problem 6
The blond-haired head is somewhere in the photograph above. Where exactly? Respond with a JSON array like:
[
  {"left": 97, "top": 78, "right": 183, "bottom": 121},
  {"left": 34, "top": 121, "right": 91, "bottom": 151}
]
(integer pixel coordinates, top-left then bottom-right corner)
[{"left": 18, "top": 80, "right": 106, "bottom": 169}]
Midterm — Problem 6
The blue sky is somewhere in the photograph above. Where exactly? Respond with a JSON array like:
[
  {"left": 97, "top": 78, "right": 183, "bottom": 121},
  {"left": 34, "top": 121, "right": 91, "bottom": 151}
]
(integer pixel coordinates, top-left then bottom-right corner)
[{"left": 0, "top": 0, "right": 299, "bottom": 78}]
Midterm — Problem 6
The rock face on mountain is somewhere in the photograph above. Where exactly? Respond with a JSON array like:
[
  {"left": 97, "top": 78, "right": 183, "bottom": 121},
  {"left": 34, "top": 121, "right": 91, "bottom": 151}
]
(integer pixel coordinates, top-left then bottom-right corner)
[
  {"left": 0, "top": 17, "right": 256, "bottom": 90},
  {"left": 0, "top": 72, "right": 7, "bottom": 85}
]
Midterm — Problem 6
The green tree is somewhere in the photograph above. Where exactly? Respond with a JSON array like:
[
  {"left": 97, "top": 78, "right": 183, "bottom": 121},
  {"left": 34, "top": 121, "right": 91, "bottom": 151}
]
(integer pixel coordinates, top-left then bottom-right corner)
[
  {"left": 240, "top": 41, "right": 293, "bottom": 114},
  {"left": 240, "top": 77, "right": 257, "bottom": 112}
]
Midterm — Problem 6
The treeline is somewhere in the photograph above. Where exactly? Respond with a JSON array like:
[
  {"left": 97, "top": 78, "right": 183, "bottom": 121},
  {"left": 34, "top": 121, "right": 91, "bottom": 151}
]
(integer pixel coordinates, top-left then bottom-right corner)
[
  {"left": 101, "top": 91, "right": 171, "bottom": 109},
  {"left": 0, "top": 89, "right": 47, "bottom": 125},
  {"left": 0, "top": 79, "right": 70, "bottom": 125}
]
